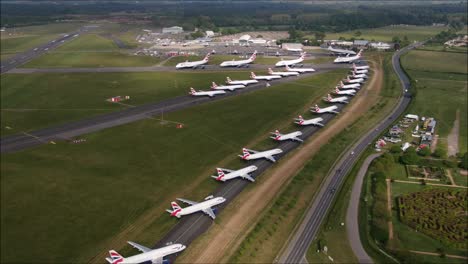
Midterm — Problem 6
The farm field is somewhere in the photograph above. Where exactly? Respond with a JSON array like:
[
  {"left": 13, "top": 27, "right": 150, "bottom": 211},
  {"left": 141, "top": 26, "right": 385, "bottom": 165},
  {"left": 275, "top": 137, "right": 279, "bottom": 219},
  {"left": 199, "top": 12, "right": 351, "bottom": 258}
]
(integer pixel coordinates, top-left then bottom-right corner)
[
  {"left": 0, "top": 70, "right": 345, "bottom": 264},
  {"left": 323, "top": 25, "right": 447, "bottom": 42},
  {"left": 401, "top": 49, "right": 467, "bottom": 154},
  {"left": 0, "top": 71, "right": 250, "bottom": 136}
]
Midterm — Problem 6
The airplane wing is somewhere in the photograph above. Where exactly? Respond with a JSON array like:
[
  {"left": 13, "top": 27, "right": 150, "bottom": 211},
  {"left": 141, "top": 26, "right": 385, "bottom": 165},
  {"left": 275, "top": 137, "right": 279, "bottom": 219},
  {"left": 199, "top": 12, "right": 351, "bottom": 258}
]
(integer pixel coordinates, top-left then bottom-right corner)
[
  {"left": 152, "top": 257, "right": 164, "bottom": 264},
  {"left": 265, "top": 155, "right": 277, "bottom": 162},
  {"left": 202, "top": 208, "right": 216, "bottom": 219},
  {"left": 127, "top": 241, "right": 151, "bottom": 253},
  {"left": 219, "top": 168, "right": 235, "bottom": 173},
  {"left": 177, "top": 198, "right": 198, "bottom": 205},
  {"left": 242, "top": 174, "right": 255, "bottom": 182},
  {"left": 244, "top": 148, "right": 258, "bottom": 154}
]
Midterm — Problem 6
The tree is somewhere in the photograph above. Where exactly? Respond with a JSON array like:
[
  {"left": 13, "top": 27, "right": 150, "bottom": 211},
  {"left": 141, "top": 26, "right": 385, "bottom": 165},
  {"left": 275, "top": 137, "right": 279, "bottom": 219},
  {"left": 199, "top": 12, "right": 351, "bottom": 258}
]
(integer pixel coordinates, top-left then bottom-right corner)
[
  {"left": 400, "top": 147, "right": 420, "bottom": 165},
  {"left": 432, "top": 147, "right": 446, "bottom": 158},
  {"left": 392, "top": 36, "right": 401, "bottom": 43},
  {"left": 190, "top": 30, "right": 204, "bottom": 39},
  {"left": 459, "top": 152, "right": 468, "bottom": 169},
  {"left": 418, "top": 147, "right": 431, "bottom": 156},
  {"left": 314, "top": 31, "right": 326, "bottom": 41},
  {"left": 354, "top": 30, "right": 362, "bottom": 37},
  {"left": 390, "top": 145, "right": 402, "bottom": 154}
]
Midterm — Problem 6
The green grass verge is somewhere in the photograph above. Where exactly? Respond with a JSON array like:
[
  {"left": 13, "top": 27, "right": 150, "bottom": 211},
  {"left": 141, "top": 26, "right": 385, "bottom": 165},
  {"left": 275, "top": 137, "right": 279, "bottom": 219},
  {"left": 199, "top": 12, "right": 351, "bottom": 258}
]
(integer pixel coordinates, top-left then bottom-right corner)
[
  {"left": 0, "top": 70, "right": 346, "bottom": 264},
  {"left": 55, "top": 34, "right": 118, "bottom": 52}
]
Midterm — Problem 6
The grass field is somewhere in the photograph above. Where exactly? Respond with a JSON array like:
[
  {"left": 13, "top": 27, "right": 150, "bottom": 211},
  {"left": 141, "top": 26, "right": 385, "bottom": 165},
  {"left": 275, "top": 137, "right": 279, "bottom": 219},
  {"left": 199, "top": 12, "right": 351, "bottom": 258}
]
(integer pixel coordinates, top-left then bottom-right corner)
[
  {"left": 0, "top": 71, "right": 252, "bottom": 136},
  {"left": 401, "top": 50, "right": 467, "bottom": 154},
  {"left": 0, "top": 70, "right": 346, "bottom": 264},
  {"left": 322, "top": 25, "right": 447, "bottom": 42},
  {"left": 55, "top": 34, "right": 118, "bottom": 52}
]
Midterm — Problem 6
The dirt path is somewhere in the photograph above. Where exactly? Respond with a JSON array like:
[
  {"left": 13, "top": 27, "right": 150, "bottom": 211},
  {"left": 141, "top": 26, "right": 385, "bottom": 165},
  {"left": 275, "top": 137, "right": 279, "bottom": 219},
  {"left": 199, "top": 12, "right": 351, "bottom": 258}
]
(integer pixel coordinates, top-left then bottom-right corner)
[
  {"left": 386, "top": 179, "right": 394, "bottom": 240},
  {"left": 430, "top": 134, "right": 438, "bottom": 152},
  {"left": 409, "top": 250, "right": 468, "bottom": 260},
  {"left": 393, "top": 179, "right": 468, "bottom": 189},
  {"left": 178, "top": 59, "right": 384, "bottom": 263},
  {"left": 447, "top": 110, "right": 460, "bottom": 157},
  {"left": 446, "top": 170, "right": 456, "bottom": 186}
]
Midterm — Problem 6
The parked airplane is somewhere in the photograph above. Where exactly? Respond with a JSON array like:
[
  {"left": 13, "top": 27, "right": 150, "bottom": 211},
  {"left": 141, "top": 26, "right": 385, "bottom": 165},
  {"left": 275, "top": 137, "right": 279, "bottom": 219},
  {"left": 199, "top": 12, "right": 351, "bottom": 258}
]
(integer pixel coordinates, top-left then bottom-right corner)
[
  {"left": 324, "top": 94, "right": 349, "bottom": 104},
  {"left": 285, "top": 65, "right": 315, "bottom": 73},
  {"left": 352, "top": 63, "right": 370, "bottom": 70},
  {"left": 284, "top": 44, "right": 303, "bottom": 52},
  {"left": 333, "top": 87, "right": 356, "bottom": 96},
  {"left": 344, "top": 76, "right": 364, "bottom": 84},
  {"left": 294, "top": 115, "right": 324, "bottom": 126},
  {"left": 270, "top": 129, "right": 303, "bottom": 142},
  {"left": 250, "top": 72, "right": 282, "bottom": 81},
  {"left": 226, "top": 76, "right": 258, "bottom": 86},
  {"left": 106, "top": 242, "right": 186, "bottom": 264},
  {"left": 212, "top": 166, "right": 258, "bottom": 182},
  {"left": 176, "top": 54, "right": 210, "bottom": 69},
  {"left": 211, "top": 82, "right": 245, "bottom": 91},
  {"left": 166, "top": 196, "right": 226, "bottom": 219},
  {"left": 311, "top": 104, "right": 340, "bottom": 114},
  {"left": 327, "top": 46, "right": 356, "bottom": 56},
  {"left": 220, "top": 51, "right": 257, "bottom": 67},
  {"left": 333, "top": 50, "right": 362, "bottom": 64},
  {"left": 275, "top": 53, "right": 306, "bottom": 67},
  {"left": 351, "top": 71, "right": 368, "bottom": 79},
  {"left": 239, "top": 147, "right": 283, "bottom": 162},
  {"left": 190, "top": 87, "right": 226, "bottom": 97},
  {"left": 353, "top": 68, "right": 369, "bottom": 74},
  {"left": 338, "top": 81, "right": 361, "bottom": 89},
  {"left": 268, "top": 67, "right": 299, "bottom": 76}
]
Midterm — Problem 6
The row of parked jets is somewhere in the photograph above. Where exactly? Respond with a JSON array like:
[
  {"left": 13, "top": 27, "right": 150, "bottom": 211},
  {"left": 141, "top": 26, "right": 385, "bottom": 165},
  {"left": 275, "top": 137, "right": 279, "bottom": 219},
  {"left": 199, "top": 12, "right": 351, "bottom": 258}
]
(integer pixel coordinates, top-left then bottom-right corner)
[{"left": 105, "top": 59, "right": 370, "bottom": 264}]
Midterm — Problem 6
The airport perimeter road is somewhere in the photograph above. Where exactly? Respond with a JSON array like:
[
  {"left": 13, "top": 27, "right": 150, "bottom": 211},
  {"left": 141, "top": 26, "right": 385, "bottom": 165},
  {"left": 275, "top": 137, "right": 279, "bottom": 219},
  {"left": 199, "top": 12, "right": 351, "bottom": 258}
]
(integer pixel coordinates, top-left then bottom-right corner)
[
  {"left": 0, "top": 65, "right": 346, "bottom": 153},
  {"left": 0, "top": 28, "right": 90, "bottom": 74},
  {"left": 6, "top": 63, "right": 346, "bottom": 74},
  {"left": 346, "top": 153, "right": 382, "bottom": 264},
  {"left": 278, "top": 42, "right": 421, "bottom": 264}
]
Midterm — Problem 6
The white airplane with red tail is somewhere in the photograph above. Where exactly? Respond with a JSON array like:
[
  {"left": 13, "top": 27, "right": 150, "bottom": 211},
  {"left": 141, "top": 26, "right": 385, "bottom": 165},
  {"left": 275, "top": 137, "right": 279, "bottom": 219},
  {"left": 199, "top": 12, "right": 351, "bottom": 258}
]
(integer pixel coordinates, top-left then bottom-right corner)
[
  {"left": 344, "top": 76, "right": 364, "bottom": 84},
  {"left": 268, "top": 67, "right": 299, "bottom": 76},
  {"left": 353, "top": 68, "right": 368, "bottom": 74},
  {"left": 333, "top": 87, "right": 356, "bottom": 96},
  {"left": 351, "top": 71, "right": 368, "bottom": 79},
  {"left": 226, "top": 76, "right": 258, "bottom": 86},
  {"left": 324, "top": 94, "right": 349, "bottom": 104},
  {"left": 250, "top": 72, "right": 282, "bottom": 81},
  {"left": 294, "top": 115, "right": 324, "bottom": 126},
  {"left": 275, "top": 53, "right": 306, "bottom": 67},
  {"left": 338, "top": 81, "right": 360, "bottom": 89},
  {"left": 176, "top": 53, "right": 210, "bottom": 69},
  {"left": 311, "top": 104, "right": 339, "bottom": 114},
  {"left": 285, "top": 65, "right": 315, "bottom": 73},
  {"left": 189, "top": 87, "right": 225, "bottom": 97},
  {"left": 239, "top": 147, "right": 283, "bottom": 162},
  {"left": 211, "top": 82, "right": 245, "bottom": 91},
  {"left": 334, "top": 50, "right": 362, "bottom": 64},
  {"left": 352, "top": 63, "right": 370, "bottom": 70},
  {"left": 270, "top": 129, "right": 303, "bottom": 142},
  {"left": 166, "top": 196, "right": 226, "bottom": 219},
  {"left": 211, "top": 166, "right": 258, "bottom": 182},
  {"left": 106, "top": 242, "right": 186, "bottom": 264},
  {"left": 220, "top": 51, "right": 257, "bottom": 67}
]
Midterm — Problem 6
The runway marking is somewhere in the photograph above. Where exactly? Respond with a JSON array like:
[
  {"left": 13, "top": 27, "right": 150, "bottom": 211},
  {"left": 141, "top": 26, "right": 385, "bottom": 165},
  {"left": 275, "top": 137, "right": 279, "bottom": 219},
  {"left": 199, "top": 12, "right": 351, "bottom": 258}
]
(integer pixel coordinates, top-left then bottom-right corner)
[
  {"left": 146, "top": 116, "right": 185, "bottom": 125},
  {"left": 21, "top": 131, "right": 44, "bottom": 142}
]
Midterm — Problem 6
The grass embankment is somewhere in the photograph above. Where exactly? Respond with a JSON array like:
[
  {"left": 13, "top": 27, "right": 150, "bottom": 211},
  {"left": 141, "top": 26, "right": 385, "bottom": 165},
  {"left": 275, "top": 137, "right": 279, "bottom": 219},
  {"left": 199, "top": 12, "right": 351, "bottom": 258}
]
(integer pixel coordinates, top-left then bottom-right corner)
[
  {"left": 22, "top": 33, "right": 159, "bottom": 68},
  {"left": 0, "top": 23, "right": 84, "bottom": 59},
  {"left": 322, "top": 25, "right": 447, "bottom": 42},
  {"left": 0, "top": 70, "right": 345, "bottom": 264},
  {"left": 0, "top": 71, "right": 250, "bottom": 136},
  {"left": 401, "top": 49, "right": 467, "bottom": 153}
]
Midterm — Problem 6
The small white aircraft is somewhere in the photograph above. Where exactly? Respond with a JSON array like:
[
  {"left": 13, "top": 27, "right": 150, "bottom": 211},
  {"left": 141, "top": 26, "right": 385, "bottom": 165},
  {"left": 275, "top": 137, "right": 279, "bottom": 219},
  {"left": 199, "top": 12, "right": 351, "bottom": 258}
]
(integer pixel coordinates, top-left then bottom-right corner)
[
  {"left": 327, "top": 46, "right": 356, "bottom": 56},
  {"left": 324, "top": 94, "right": 349, "bottom": 104},
  {"left": 284, "top": 44, "right": 303, "bottom": 52},
  {"left": 351, "top": 71, "right": 368, "bottom": 79},
  {"left": 239, "top": 147, "right": 283, "bottom": 162},
  {"left": 338, "top": 81, "right": 361, "bottom": 89},
  {"left": 285, "top": 65, "right": 315, "bottom": 73},
  {"left": 189, "top": 87, "right": 226, "bottom": 97},
  {"left": 176, "top": 53, "right": 210, "bottom": 69},
  {"left": 106, "top": 242, "right": 186, "bottom": 264},
  {"left": 344, "top": 76, "right": 364, "bottom": 84},
  {"left": 333, "top": 50, "right": 362, "bottom": 64},
  {"left": 226, "top": 76, "right": 258, "bottom": 86},
  {"left": 270, "top": 129, "right": 303, "bottom": 142},
  {"left": 333, "top": 87, "right": 356, "bottom": 96},
  {"left": 275, "top": 53, "right": 306, "bottom": 67},
  {"left": 250, "top": 72, "right": 282, "bottom": 81},
  {"left": 166, "top": 196, "right": 226, "bottom": 219},
  {"left": 294, "top": 115, "right": 324, "bottom": 126},
  {"left": 211, "top": 82, "right": 245, "bottom": 91},
  {"left": 212, "top": 166, "right": 258, "bottom": 182},
  {"left": 311, "top": 104, "right": 339, "bottom": 114},
  {"left": 220, "top": 51, "right": 257, "bottom": 67},
  {"left": 352, "top": 63, "right": 370, "bottom": 70},
  {"left": 268, "top": 68, "right": 299, "bottom": 77}
]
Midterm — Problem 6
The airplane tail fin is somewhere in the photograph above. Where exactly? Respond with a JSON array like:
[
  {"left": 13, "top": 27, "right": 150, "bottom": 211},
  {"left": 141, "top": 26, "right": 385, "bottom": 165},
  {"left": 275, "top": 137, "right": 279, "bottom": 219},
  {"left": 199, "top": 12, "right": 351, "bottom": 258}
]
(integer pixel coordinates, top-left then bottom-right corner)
[
  {"left": 204, "top": 53, "right": 210, "bottom": 61},
  {"left": 242, "top": 148, "right": 250, "bottom": 158},
  {"left": 250, "top": 72, "right": 256, "bottom": 79},
  {"left": 189, "top": 87, "right": 196, "bottom": 95},
  {"left": 335, "top": 87, "right": 340, "bottom": 93},
  {"left": 268, "top": 68, "right": 273, "bottom": 74},
  {"left": 250, "top": 51, "right": 257, "bottom": 61},
  {"left": 327, "top": 94, "right": 332, "bottom": 101},
  {"left": 106, "top": 250, "right": 124, "bottom": 264},
  {"left": 215, "top": 168, "right": 225, "bottom": 181},
  {"left": 211, "top": 82, "right": 217, "bottom": 89},
  {"left": 314, "top": 104, "right": 320, "bottom": 112},
  {"left": 171, "top": 201, "right": 181, "bottom": 211},
  {"left": 300, "top": 52, "right": 306, "bottom": 59},
  {"left": 226, "top": 77, "right": 232, "bottom": 83},
  {"left": 285, "top": 65, "right": 290, "bottom": 71},
  {"left": 298, "top": 115, "right": 304, "bottom": 121}
]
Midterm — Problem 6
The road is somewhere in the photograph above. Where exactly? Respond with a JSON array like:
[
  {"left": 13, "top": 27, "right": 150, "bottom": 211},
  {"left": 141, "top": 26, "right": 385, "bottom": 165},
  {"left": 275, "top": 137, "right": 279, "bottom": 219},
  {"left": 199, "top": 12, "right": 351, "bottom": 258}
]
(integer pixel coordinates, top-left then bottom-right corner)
[
  {"left": 346, "top": 153, "right": 382, "bottom": 264},
  {"left": 277, "top": 42, "right": 420, "bottom": 263},
  {"left": 0, "top": 64, "right": 349, "bottom": 153}
]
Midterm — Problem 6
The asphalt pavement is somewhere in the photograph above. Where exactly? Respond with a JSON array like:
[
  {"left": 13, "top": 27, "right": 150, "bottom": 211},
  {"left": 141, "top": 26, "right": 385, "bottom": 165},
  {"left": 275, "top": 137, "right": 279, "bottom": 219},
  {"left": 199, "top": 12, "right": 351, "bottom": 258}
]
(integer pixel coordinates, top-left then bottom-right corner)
[{"left": 277, "top": 43, "right": 421, "bottom": 264}]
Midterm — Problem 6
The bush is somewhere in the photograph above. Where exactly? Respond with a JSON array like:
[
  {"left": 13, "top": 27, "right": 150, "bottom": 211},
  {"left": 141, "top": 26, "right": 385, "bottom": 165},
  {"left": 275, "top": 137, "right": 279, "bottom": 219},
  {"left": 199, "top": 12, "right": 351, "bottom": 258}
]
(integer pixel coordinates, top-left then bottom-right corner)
[
  {"left": 390, "top": 145, "right": 402, "bottom": 154},
  {"left": 418, "top": 147, "right": 431, "bottom": 157},
  {"left": 400, "top": 147, "right": 420, "bottom": 165},
  {"left": 460, "top": 152, "right": 468, "bottom": 169},
  {"left": 433, "top": 148, "right": 447, "bottom": 159}
]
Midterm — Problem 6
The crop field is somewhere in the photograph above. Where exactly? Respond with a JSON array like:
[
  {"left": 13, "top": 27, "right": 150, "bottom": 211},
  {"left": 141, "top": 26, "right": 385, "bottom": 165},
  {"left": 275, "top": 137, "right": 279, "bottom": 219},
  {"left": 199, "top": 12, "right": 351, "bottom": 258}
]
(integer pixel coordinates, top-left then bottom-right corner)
[
  {"left": 0, "top": 70, "right": 346, "bottom": 263},
  {"left": 322, "top": 25, "right": 447, "bottom": 42},
  {"left": 401, "top": 50, "right": 467, "bottom": 154},
  {"left": 0, "top": 71, "right": 250, "bottom": 135},
  {"left": 396, "top": 189, "right": 467, "bottom": 248}
]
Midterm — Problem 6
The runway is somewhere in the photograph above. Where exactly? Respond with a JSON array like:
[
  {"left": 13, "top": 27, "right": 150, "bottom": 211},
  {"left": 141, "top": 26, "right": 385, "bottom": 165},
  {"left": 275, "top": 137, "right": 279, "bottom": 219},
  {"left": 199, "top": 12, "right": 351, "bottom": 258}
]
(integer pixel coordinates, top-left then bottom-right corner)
[{"left": 277, "top": 42, "right": 420, "bottom": 263}]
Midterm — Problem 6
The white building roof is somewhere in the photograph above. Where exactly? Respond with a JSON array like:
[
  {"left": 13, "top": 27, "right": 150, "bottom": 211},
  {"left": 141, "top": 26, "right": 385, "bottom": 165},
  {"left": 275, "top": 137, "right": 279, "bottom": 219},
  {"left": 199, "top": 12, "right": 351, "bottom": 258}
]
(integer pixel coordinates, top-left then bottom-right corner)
[{"left": 239, "top": 34, "right": 251, "bottom": 41}]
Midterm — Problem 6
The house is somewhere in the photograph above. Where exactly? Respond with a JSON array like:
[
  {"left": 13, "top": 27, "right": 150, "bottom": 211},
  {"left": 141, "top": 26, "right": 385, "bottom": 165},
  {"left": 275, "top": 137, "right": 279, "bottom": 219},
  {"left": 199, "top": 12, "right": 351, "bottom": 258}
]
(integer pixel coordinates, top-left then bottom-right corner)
[
  {"left": 353, "top": 40, "right": 369, "bottom": 48},
  {"left": 389, "top": 125, "right": 403, "bottom": 136},
  {"left": 420, "top": 134, "right": 433, "bottom": 146},
  {"left": 405, "top": 114, "right": 419, "bottom": 121},
  {"left": 205, "top": 31, "right": 214, "bottom": 37}
]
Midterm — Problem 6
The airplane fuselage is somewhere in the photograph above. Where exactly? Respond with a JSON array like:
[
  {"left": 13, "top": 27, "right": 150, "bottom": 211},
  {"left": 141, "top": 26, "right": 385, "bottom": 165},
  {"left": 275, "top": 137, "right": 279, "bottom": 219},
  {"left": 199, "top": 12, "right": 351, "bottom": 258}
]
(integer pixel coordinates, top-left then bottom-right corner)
[
  {"left": 227, "top": 79, "right": 258, "bottom": 85},
  {"left": 275, "top": 57, "right": 304, "bottom": 67},
  {"left": 271, "top": 131, "right": 303, "bottom": 141},
  {"left": 252, "top": 75, "right": 282, "bottom": 81},
  {"left": 176, "top": 60, "right": 207, "bottom": 69},
  {"left": 312, "top": 105, "right": 339, "bottom": 114},
  {"left": 191, "top": 90, "right": 226, "bottom": 97},
  {"left": 212, "top": 84, "right": 245, "bottom": 91},
  {"left": 240, "top": 149, "right": 283, "bottom": 161},
  {"left": 295, "top": 117, "right": 324, "bottom": 126},
  {"left": 176, "top": 197, "right": 226, "bottom": 218},
  {"left": 215, "top": 166, "right": 258, "bottom": 181},
  {"left": 114, "top": 244, "right": 186, "bottom": 264}
]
